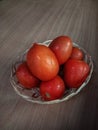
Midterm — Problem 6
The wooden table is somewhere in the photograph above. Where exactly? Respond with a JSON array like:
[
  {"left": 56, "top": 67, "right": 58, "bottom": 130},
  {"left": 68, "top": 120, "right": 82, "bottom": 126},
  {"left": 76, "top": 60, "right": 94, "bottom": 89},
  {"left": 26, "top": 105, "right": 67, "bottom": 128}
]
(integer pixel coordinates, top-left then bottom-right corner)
[{"left": 0, "top": 0, "right": 98, "bottom": 130}]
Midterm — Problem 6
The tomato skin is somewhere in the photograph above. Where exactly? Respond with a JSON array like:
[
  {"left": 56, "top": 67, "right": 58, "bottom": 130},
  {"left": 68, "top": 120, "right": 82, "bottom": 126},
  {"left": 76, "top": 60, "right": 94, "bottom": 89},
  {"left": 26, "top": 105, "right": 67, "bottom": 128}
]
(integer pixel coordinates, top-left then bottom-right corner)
[
  {"left": 64, "top": 59, "right": 90, "bottom": 88},
  {"left": 49, "top": 36, "right": 73, "bottom": 65},
  {"left": 70, "top": 47, "right": 84, "bottom": 60},
  {"left": 16, "top": 62, "right": 40, "bottom": 89},
  {"left": 40, "top": 75, "right": 65, "bottom": 101},
  {"left": 27, "top": 43, "right": 59, "bottom": 81}
]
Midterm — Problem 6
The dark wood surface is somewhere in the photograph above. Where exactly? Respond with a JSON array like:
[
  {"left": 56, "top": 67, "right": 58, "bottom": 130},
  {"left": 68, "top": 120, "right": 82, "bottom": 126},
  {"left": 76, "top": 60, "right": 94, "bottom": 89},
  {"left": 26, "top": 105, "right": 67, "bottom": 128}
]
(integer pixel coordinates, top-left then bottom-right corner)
[{"left": 0, "top": 0, "right": 98, "bottom": 130}]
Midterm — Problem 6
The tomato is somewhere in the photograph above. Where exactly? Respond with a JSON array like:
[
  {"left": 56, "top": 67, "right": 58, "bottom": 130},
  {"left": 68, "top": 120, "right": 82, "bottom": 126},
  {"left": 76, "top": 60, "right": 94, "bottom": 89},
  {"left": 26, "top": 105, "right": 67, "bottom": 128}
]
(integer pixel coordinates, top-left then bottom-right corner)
[
  {"left": 64, "top": 59, "right": 90, "bottom": 88},
  {"left": 70, "top": 47, "right": 84, "bottom": 60},
  {"left": 27, "top": 43, "right": 59, "bottom": 81},
  {"left": 49, "top": 36, "right": 73, "bottom": 65},
  {"left": 40, "top": 75, "right": 65, "bottom": 101},
  {"left": 16, "top": 62, "right": 40, "bottom": 89}
]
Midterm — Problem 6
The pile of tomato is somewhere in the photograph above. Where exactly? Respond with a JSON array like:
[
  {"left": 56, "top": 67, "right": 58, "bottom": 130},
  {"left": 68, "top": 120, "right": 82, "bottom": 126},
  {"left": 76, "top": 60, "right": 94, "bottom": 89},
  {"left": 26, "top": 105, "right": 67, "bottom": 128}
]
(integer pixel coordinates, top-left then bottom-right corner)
[{"left": 16, "top": 36, "right": 90, "bottom": 101}]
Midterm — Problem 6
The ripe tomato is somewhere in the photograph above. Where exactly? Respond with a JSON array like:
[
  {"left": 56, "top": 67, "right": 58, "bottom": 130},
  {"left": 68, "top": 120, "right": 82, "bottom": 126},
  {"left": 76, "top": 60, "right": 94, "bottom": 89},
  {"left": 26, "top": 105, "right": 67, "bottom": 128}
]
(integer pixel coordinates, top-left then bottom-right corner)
[
  {"left": 40, "top": 75, "right": 65, "bottom": 101},
  {"left": 27, "top": 43, "right": 59, "bottom": 81},
  {"left": 16, "top": 62, "right": 40, "bottom": 89},
  {"left": 64, "top": 59, "right": 90, "bottom": 88},
  {"left": 70, "top": 47, "right": 84, "bottom": 60},
  {"left": 49, "top": 36, "right": 73, "bottom": 65}
]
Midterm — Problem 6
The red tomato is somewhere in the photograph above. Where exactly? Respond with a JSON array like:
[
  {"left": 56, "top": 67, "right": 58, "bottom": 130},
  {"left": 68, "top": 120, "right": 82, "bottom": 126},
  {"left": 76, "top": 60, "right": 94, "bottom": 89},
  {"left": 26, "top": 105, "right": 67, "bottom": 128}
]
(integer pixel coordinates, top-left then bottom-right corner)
[
  {"left": 16, "top": 62, "right": 40, "bottom": 89},
  {"left": 40, "top": 75, "right": 65, "bottom": 101},
  {"left": 49, "top": 36, "right": 73, "bottom": 65},
  {"left": 27, "top": 43, "right": 59, "bottom": 81},
  {"left": 70, "top": 47, "right": 84, "bottom": 60},
  {"left": 64, "top": 59, "right": 90, "bottom": 88}
]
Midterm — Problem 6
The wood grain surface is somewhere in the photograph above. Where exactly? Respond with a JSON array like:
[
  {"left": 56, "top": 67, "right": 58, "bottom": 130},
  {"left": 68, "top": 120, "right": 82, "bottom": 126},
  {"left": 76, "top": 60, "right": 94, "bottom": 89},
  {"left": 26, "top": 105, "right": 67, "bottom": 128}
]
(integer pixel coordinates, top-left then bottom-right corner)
[{"left": 0, "top": 0, "right": 98, "bottom": 130}]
